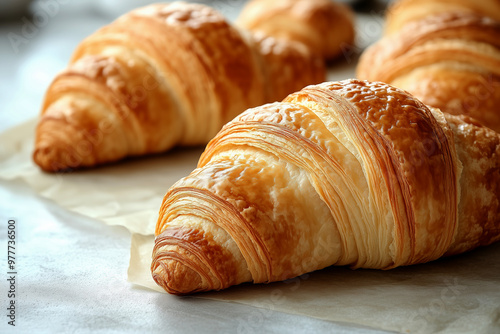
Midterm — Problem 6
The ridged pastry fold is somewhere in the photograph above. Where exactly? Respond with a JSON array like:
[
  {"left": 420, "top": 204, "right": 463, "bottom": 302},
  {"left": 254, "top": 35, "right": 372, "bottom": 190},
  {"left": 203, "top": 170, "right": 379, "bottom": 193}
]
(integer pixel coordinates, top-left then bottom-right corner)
[
  {"left": 357, "top": 10, "right": 500, "bottom": 132},
  {"left": 384, "top": 0, "right": 500, "bottom": 35},
  {"left": 152, "top": 80, "right": 500, "bottom": 295},
  {"left": 236, "top": 0, "right": 355, "bottom": 61},
  {"left": 34, "top": 2, "right": 325, "bottom": 172}
]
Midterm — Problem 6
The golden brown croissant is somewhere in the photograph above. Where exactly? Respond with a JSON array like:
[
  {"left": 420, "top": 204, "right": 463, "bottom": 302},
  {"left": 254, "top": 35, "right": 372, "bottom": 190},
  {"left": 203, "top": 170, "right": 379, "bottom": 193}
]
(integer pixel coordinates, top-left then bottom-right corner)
[
  {"left": 151, "top": 79, "right": 500, "bottom": 295},
  {"left": 356, "top": 12, "right": 500, "bottom": 132},
  {"left": 33, "top": 2, "right": 325, "bottom": 172},
  {"left": 385, "top": 0, "right": 500, "bottom": 35},
  {"left": 236, "top": 0, "right": 355, "bottom": 61}
]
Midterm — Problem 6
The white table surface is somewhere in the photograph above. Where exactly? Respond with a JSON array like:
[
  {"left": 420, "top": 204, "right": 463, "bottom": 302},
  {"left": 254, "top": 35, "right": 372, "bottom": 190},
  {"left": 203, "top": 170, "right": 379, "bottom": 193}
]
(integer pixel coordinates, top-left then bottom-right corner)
[{"left": 0, "top": 1, "right": 394, "bottom": 333}]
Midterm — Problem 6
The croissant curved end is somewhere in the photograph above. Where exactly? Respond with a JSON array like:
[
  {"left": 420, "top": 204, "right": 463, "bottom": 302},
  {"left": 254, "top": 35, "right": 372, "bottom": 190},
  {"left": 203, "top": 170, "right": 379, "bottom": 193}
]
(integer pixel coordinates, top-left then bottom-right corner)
[
  {"left": 33, "top": 146, "right": 61, "bottom": 173},
  {"left": 33, "top": 122, "right": 95, "bottom": 172},
  {"left": 151, "top": 224, "right": 243, "bottom": 295},
  {"left": 151, "top": 258, "right": 204, "bottom": 296}
]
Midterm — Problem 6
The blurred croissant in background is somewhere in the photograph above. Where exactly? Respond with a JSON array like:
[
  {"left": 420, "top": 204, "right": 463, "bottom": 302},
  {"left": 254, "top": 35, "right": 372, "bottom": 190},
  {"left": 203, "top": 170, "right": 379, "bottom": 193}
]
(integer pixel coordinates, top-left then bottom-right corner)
[
  {"left": 384, "top": 0, "right": 500, "bottom": 35},
  {"left": 33, "top": 0, "right": 354, "bottom": 172},
  {"left": 357, "top": 0, "right": 500, "bottom": 132},
  {"left": 237, "top": 0, "right": 355, "bottom": 61}
]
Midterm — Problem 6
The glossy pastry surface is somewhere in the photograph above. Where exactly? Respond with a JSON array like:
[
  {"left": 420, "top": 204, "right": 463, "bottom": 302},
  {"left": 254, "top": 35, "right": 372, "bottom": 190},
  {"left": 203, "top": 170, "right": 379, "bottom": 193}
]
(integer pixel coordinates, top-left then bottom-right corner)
[
  {"left": 152, "top": 79, "right": 500, "bottom": 295},
  {"left": 385, "top": 0, "right": 500, "bottom": 35},
  {"left": 33, "top": 2, "right": 325, "bottom": 172},
  {"left": 236, "top": 0, "right": 355, "bottom": 61},
  {"left": 357, "top": 12, "right": 500, "bottom": 132}
]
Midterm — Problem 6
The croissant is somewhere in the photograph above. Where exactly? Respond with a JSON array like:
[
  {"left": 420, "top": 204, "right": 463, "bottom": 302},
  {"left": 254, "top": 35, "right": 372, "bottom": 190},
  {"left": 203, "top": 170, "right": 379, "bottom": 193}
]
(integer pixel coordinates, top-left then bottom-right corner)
[
  {"left": 356, "top": 11, "right": 500, "bottom": 132},
  {"left": 151, "top": 79, "right": 500, "bottom": 295},
  {"left": 33, "top": 2, "right": 325, "bottom": 172},
  {"left": 385, "top": 0, "right": 500, "bottom": 34},
  {"left": 236, "top": 0, "right": 355, "bottom": 61}
]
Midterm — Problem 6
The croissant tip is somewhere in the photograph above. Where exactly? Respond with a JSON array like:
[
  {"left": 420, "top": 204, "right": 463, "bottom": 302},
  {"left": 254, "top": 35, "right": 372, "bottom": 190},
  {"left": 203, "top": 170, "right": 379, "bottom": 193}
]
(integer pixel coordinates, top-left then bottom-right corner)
[
  {"left": 33, "top": 145, "right": 75, "bottom": 173},
  {"left": 33, "top": 146, "right": 60, "bottom": 172},
  {"left": 152, "top": 258, "right": 205, "bottom": 295}
]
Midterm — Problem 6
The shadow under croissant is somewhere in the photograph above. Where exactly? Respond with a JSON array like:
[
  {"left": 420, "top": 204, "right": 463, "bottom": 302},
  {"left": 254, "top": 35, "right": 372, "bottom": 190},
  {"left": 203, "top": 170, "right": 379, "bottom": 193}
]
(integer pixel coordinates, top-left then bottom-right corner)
[
  {"left": 167, "top": 241, "right": 500, "bottom": 298},
  {"left": 162, "top": 242, "right": 499, "bottom": 333},
  {"left": 37, "top": 146, "right": 206, "bottom": 175}
]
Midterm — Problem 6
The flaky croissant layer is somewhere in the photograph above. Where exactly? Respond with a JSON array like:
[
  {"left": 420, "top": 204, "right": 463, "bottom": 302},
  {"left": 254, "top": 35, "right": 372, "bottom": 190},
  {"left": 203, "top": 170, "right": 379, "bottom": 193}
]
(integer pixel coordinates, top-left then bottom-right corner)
[
  {"left": 384, "top": 0, "right": 500, "bottom": 35},
  {"left": 33, "top": 2, "right": 325, "bottom": 172},
  {"left": 236, "top": 0, "right": 355, "bottom": 61},
  {"left": 357, "top": 10, "right": 500, "bottom": 132},
  {"left": 152, "top": 79, "right": 500, "bottom": 295}
]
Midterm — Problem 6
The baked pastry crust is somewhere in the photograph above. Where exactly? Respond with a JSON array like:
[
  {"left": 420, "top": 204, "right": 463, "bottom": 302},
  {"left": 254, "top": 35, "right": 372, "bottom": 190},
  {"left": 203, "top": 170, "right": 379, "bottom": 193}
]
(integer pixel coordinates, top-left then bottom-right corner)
[
  {"left": 152, "top": 79, "right": 500, "bottom": 295},
  {"left": 33, "top": 2, "right": 324, "bottom": 172},
  {"left": 385, "top": 0, "right": 500, "bottom": 35},
  {"left": 236, "top": 0, "right": 355, "bottom": 61},
  {"left": 357, "top": 12, "right": 500, "bottom": 132}
]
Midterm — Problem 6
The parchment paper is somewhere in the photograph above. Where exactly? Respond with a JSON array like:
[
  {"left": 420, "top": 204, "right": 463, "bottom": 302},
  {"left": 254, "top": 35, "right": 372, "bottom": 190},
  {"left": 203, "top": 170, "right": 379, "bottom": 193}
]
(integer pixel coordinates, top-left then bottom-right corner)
[
  {"left": 1, "top": 120, "right": 499, "bottom": 334},
  {"left": 131, "top": 233, "right": 500, "bottom": 334},
  {"left": 0, "top": 119, "right": 203, "bottom": 235}
]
